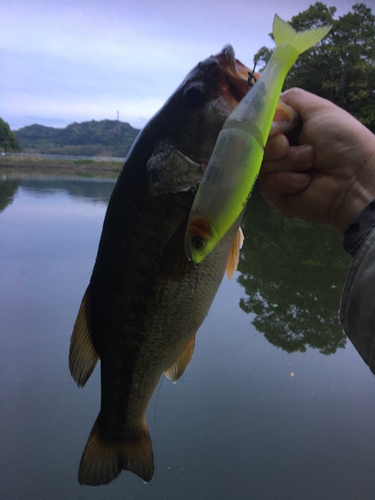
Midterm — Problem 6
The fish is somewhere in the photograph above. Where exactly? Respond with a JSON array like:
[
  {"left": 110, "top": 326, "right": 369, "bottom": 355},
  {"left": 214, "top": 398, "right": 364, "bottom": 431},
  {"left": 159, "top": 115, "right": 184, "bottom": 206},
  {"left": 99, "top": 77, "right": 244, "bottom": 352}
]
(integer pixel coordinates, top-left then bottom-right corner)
[
  {"left": 69, "top": 44, "right": 298, "bottom": 487},
  {"left": 184, "top": 14, "right": 332, "bottom": 264}
]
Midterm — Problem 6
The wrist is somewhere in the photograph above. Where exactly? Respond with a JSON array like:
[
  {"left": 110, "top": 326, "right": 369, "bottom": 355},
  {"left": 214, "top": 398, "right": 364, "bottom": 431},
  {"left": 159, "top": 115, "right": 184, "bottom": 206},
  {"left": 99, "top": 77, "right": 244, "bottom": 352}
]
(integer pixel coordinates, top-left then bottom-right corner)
[
  {"left": 343, "top": 199, "right": 375, "bottom": 257},
  {"left": 335, "top": 150, "right": 375, "bottom": 234}
]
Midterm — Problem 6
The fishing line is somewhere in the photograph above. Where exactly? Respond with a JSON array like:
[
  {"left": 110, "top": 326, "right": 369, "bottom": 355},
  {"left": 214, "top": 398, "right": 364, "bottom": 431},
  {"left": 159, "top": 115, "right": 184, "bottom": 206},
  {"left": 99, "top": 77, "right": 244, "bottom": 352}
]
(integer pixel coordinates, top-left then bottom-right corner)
[
  {"left": 146, "top": 258, "right": 199, "bottom": 490},
  {"left": 186, "top": 262, "right": 199, "bottom": 342},
  {"left": 132, "top": 368, "right": 169, "bottom": 500},
  {"left": 188, "top": 262, "right": 199, "bottom": 294},
  {"left": 131, "top": 375, "right": 166, "bottom": 498},
  {"left": 152, "top": 374, "right": 165, "bottom": 449}
]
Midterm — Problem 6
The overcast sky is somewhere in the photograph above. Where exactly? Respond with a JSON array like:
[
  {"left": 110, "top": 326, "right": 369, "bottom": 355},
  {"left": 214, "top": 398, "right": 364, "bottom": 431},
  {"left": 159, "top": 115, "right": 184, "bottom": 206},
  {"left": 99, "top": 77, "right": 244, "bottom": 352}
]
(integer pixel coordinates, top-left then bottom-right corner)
[{"left": 1, "top": 0, "right": 359, "bottom": 131}]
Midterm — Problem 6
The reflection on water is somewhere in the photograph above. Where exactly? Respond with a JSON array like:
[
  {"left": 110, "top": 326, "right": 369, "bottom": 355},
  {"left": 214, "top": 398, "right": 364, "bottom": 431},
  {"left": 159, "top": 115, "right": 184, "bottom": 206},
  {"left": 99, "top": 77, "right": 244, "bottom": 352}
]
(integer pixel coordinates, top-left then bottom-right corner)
[
  {"left": 21, "top": 178, "right": 116, "bottom": 201},
  {"left": 239, "top": 187, "right": 349, "bottom": 355},
  {"left": 0, "top": 179, "right": 21, "bottom": 212},
  {"left": 2, "top": 176, "right": 375, "bottom": 500}
]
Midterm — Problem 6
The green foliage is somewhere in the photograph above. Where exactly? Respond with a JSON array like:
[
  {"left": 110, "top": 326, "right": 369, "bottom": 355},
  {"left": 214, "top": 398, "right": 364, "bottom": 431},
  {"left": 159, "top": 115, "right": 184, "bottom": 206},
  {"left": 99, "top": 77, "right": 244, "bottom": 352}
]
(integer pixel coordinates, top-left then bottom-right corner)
[
  {"left": 0, "top": 118, "right": 21, "bottom": 152},
  {"left": 14, "top": 119, "right": 140, "bottom": 157},
  {"left": 237, "top": 187, "right": 348, "bottom": 355},
  {"left": 253, "top": 3, "right": 375, "bottom": 132},
  {"left": 0, "top": 180, "right": 20, "bottom": 212}
]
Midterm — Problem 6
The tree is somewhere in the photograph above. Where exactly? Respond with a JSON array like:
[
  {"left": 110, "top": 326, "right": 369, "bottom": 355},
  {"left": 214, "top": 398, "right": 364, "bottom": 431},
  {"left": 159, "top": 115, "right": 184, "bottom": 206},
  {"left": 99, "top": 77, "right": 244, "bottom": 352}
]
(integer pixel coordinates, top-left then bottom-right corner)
[
  {"left": 237, "top": 187, "right": 348, "bottom": 355},
  {"left": 253, "top": 3, "right": 375, "bottom": 132},
  {"left": 0, "top": 180, "right": 20, "bottom": 212},
  {"left": 0, "top": 118, "right": 21, "bottom": 152}
]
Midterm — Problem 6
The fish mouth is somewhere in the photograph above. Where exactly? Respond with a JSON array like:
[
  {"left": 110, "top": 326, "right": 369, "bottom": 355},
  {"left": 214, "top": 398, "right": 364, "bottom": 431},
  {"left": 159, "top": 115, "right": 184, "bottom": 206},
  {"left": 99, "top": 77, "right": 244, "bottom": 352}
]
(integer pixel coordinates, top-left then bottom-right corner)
[{"left": 215, "top": 44, "right": 259, "bottom": 102}]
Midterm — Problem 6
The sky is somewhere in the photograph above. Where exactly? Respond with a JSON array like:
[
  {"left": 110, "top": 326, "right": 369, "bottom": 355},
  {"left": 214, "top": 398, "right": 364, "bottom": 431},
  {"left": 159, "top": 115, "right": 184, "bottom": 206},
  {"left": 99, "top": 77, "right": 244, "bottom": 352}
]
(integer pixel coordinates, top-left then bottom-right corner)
[{"left": 1, "top": 0, "right": 362, "bottom": 131}]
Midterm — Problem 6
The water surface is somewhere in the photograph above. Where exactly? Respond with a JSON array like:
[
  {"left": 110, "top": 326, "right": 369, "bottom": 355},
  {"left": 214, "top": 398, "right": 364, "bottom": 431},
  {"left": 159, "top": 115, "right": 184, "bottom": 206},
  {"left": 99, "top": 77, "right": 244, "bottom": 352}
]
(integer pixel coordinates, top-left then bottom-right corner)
[{"left": 1, "top": 176, "right": 375, "bottom": 500}]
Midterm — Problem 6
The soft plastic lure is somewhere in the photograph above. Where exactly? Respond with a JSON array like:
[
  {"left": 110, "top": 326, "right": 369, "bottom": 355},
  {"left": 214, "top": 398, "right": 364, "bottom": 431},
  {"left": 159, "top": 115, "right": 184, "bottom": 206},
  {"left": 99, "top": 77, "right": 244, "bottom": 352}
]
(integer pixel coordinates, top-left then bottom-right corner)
[{"left": 185, "top": 14, "right": 331, "bottom": 264}]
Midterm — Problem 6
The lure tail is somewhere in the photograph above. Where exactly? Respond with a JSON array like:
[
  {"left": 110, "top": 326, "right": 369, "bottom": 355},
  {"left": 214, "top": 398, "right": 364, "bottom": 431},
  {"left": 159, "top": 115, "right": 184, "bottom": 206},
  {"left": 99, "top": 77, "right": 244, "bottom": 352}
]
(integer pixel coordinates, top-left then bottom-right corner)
[{"left": 273, "top": 14, "right": 331, "bottom": 55}]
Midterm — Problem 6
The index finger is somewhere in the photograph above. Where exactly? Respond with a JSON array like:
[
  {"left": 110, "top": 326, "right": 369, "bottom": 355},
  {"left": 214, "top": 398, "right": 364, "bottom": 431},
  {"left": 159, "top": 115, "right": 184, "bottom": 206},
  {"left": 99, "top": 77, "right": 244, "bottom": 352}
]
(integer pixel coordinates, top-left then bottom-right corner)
[{"left": 279, "top": 88, "right": 335, "bottom": 122}]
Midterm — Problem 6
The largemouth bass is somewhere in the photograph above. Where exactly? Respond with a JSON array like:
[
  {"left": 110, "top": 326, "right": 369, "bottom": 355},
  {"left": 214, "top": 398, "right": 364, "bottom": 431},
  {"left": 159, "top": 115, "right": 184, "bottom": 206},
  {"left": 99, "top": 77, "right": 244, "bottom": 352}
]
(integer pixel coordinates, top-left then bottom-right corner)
[
  {"left": 184, "top": 15, "right": 332, "bottom": 264},
  {"left": 69, "top": 45, "right": 297, "bottom": 486}
]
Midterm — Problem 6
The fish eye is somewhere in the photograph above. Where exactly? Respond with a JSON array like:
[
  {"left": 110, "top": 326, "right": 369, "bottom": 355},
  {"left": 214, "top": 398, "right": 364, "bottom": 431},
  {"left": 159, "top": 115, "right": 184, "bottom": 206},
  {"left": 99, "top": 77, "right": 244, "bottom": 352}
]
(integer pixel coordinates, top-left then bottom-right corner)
[
  {"left": 183, "top": 83, "right": 206, "bottom": 106},
  {"left": 192, "top": 237, "right": 204, "bottom": 249}
]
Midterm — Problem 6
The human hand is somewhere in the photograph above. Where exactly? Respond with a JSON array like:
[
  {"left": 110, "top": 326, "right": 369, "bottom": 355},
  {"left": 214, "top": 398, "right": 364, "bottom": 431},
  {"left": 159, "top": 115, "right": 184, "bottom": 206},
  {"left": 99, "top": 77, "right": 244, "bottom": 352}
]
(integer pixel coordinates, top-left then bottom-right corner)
[{"left": 260, "top": 88, "right": 375, "bottom": 233}]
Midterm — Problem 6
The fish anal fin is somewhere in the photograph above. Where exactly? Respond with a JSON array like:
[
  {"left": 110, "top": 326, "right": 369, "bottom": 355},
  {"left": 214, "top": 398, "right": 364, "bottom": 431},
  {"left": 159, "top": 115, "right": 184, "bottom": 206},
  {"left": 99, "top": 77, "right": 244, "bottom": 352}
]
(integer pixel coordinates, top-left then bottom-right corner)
[
  {"left": 165, "top": 334, "right": 196, "bottom": 382},
  {"left": 69, "top": 285, "right": 99, "bottom": 388},
  {"left": 226, "top": 227, "right": 244, "bottom": 281},
  {"left": 78, "top": 416, "right": 154, "bottom": 485}
]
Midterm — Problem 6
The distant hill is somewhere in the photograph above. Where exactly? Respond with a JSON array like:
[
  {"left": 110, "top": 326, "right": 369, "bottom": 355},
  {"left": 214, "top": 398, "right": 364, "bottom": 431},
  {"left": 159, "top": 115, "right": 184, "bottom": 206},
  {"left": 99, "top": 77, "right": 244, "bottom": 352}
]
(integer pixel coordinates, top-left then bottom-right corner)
[{"left": 14, "top": 120, "right": 141, "bottom": 157}]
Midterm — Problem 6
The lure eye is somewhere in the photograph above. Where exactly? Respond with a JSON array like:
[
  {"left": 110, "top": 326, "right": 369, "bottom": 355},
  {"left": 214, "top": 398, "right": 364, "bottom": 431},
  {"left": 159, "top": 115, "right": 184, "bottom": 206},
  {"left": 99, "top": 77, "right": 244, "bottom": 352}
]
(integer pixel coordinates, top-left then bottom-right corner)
[
  {"left": 183, "top": 83, "right": 206, "bottom": 106},
  {"left": 192, "top": 237, "right": 204, "bottom": 249}
]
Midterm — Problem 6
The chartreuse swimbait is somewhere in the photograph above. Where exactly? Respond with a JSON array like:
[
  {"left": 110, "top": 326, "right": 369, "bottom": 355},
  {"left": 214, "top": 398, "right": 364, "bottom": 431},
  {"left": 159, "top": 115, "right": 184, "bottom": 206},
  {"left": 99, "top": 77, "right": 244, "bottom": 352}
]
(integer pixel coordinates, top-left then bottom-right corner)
[{"left": 185, "top": 14, "right": 331, "bottom": 264}]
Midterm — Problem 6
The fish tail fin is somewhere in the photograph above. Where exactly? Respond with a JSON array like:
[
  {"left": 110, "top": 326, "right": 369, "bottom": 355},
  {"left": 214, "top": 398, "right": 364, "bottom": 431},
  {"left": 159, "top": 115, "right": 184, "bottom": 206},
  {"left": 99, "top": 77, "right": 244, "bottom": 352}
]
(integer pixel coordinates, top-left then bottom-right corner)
[
  {"left": 69, "top": 285, "right": 99, "bottom": 388},
  {"left": 78, "top": 415, "right": 154, "bottom": 485},
  {"left": 273, "top": 14, "right": 331, "bottom": 55}
]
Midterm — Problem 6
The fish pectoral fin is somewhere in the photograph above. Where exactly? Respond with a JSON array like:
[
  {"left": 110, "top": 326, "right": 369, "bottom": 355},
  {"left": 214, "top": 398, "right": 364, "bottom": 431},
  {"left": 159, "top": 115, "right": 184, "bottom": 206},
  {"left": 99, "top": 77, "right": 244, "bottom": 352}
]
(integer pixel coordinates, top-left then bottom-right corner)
[
  {"left": 165, "top": 334, "right": 196, "bottom": 382},
  {"left": 147, "top": 139, "right": 204, "bottom": 195},
  {"left": 78, "top": 415, "right": 154, "bottom": 485},
  {"left": 226, "top": 227, "right": 244, "bottom": 281},
  {"left": 69, "top": 285, "right": 99, "bottom": 388}
]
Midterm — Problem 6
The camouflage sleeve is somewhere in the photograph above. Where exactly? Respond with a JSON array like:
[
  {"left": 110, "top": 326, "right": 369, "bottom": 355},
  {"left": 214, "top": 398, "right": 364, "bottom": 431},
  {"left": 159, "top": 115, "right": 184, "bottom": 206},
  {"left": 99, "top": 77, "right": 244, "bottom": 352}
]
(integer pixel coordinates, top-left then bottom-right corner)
[
  {"left": 343, "top": 200, "right": 375, "bottom": 258},
  {"left": 340, "top": 220, "right": 375, "bottom": 376}
]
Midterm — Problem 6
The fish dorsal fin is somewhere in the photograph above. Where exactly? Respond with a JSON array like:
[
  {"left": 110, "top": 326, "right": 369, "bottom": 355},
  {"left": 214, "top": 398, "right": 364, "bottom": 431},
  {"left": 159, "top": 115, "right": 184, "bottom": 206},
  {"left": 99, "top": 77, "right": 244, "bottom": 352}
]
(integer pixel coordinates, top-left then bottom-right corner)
[
  {"left": 69, "top": 285, "right": 99, "bottom": 388},
  {"left": 165, "top": 334, "right": 196, "bottom": 382},
  {"left": 226, "top": 227, "right": 244, "bottom": 281}
]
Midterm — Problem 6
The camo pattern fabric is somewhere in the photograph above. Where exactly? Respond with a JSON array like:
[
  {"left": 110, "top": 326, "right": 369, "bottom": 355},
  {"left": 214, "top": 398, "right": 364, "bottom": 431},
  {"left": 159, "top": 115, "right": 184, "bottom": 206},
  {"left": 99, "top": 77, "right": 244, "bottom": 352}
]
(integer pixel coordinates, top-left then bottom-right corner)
[{"left": 343, "top": 200, "right": 375, "bottom": 258}]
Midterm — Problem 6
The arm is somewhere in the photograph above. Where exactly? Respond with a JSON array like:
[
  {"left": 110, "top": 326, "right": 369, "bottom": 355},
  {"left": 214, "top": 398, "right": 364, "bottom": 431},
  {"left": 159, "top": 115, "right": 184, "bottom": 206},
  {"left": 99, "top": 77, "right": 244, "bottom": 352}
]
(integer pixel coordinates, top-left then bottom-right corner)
[{"left": 340, "top": 227, "right": 375, "bottom": 375}]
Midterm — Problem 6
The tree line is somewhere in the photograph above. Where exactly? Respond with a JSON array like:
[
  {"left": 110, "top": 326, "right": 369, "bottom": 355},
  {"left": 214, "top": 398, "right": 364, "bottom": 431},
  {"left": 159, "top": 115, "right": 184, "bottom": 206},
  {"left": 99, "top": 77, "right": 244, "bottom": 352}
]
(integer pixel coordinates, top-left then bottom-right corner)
[
  {"left": 254, "top": 2, "right": 375, "bottom": 132},
  {"left": 12, "top": 120, "right": 140, "bottom": 157}
]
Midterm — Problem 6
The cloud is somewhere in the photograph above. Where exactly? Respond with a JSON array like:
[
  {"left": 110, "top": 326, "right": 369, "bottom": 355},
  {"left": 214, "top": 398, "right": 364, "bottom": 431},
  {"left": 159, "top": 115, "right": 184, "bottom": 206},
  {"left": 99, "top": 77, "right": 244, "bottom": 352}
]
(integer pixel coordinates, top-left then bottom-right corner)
[{"left": 1, "top": 0, "right": 356, "bottom": 130}]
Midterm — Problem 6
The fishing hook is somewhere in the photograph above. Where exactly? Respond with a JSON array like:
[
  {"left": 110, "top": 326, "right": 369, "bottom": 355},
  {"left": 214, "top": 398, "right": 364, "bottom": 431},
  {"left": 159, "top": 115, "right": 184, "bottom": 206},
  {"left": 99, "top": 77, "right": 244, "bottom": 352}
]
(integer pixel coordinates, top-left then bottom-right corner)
[
  {"left": 247, "top": 62, "right": 258, "bottom": 89},
  {"left": 188, "top": 262, "right": 199, "bottom": 294}
]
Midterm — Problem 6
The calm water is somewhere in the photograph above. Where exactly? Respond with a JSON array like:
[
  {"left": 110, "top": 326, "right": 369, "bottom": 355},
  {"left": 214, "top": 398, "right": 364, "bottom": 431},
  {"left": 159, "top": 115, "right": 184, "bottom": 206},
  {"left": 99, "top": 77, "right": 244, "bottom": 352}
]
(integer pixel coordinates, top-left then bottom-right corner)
[{"left": 1, "top": 176, "right": 375, "bottom": 500}]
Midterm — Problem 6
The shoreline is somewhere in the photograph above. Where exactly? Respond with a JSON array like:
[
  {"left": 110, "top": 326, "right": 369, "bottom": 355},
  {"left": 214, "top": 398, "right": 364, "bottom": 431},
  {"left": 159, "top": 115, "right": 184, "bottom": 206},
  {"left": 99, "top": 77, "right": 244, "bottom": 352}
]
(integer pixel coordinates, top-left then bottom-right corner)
[{"left": 0, "top": 155, "right": 124, "bottom": 179}]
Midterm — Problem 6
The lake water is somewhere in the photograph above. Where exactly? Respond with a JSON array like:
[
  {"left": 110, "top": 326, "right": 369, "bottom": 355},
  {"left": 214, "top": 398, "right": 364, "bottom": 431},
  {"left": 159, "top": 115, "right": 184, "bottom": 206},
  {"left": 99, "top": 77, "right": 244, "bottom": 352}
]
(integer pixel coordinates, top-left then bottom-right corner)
[{"left": 2, "top": 175, "right": 375, "bottom": 500}]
